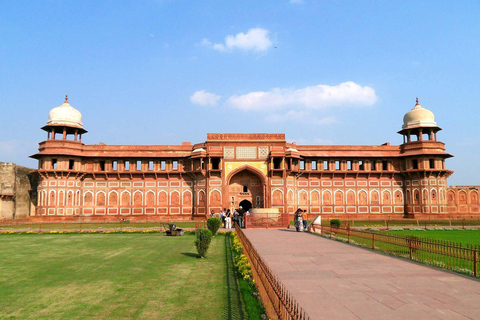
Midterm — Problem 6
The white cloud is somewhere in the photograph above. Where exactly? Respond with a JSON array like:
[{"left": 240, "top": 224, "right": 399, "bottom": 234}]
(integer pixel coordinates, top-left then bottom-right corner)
[
  {"left": 206, "top": 28, "right": 273, "bottom": 53},
  {"left": 226, "top": 81, "right": 377, "bottom": 111},
  {"left": 190, "top": 90, "right": 221, "bottom": 106}
]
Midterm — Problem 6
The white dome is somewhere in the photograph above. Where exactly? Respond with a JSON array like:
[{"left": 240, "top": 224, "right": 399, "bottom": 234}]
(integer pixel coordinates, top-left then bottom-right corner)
[
  {"left": 47, "top": 95, "right": 83, "bottom": 128},
  {"left": 402, "top": 99, "right": 437, "bottom": 130}
]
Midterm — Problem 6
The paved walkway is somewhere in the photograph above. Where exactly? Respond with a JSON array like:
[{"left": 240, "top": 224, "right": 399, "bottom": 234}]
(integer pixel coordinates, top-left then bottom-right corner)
[{"left": 243, "top": 228, "right": 480, "bottom": 320}]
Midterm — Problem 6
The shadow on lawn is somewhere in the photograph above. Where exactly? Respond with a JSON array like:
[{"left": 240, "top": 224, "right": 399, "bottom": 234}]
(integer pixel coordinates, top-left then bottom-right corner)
[{"left": 180, "top": 252, "right": 199, "bottom": 258}]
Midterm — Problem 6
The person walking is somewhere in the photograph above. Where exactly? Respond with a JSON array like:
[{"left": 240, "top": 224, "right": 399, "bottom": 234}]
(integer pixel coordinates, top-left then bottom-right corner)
[
  {"left": 225, "top": 209, "right": 232, "bottom": 229},
  {"left": 302, "top": 209, "right": 308, "bottom": 231},
  {"left": 220, "top": 208, "right": 226, "bottom": 228},
  {"left": 238, "top": 206, "right": 245, "bottom": 228}
]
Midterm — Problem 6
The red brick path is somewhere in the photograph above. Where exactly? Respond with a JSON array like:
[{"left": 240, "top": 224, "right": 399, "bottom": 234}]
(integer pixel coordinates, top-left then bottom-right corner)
[{"left": 243, "top": 229, "right": 480, "bottom": 320}]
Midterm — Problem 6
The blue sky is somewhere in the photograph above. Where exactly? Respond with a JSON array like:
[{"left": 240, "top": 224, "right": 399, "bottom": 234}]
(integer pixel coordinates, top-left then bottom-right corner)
[{"left": 0, "top": 0, "right": 479, "bottom": 185}]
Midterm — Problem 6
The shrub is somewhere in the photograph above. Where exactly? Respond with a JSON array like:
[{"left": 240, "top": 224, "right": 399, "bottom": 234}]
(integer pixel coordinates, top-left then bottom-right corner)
[
  {"left": 207, "top": 218, "right": 222, "bottom": 236},
  {"left": 330, "top": 219, "right": 341, "bottom": 228},
  {"left": 195, "top": 228, "right": 212, "bottom": 258}
]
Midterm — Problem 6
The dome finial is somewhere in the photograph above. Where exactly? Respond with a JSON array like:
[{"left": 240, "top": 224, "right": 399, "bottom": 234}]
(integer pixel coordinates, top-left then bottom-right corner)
[
  {"left": 416, "top": 97, "right": 419, "bottom": 106},
  {"left": 64, "top": 94, "right": 69, "bottom": 103}
]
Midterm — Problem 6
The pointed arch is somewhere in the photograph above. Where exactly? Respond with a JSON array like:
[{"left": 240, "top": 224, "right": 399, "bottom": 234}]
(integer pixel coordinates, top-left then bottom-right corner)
[
  {"left": 108, "top": 190, "right": 118, "bottom": 206},
  {"left": 158, "top": 190, "right": 168, "bottom": 207},
  {"left": 334, "top": 190, "right": 343, "bottom": 205},
  {"left": 358, "top": 189, "right": 368, "bottom": 205},
  {"left": 120, "top": 190, "right": 131, "bottom": 206},
  {"left": 75, "top": 190, "right": 80, "bottom": 206},
  {"left": 67, "top": 190, "right": 74, "bottom": 206},
  {"left": 272, "top": 189, "right": 284, "bottom": 206},
  {"left": 83, "top": 191, "right": 93, "bottom": 206},
  {"left": 370, "top": 190, "right": 379, "bottom": 205},
  {"left": 226, "top": 164, "right": 266, "bottom": 186},
  {"left": 198, "top": 190, "right": 206, "bottom": 206},
  {"left": 394, "top": 189, "right": 403, "bottom": 204},
  {"left": 413, "top": 189, "right": 420, "bottom": 205},
  {"left": 459, "top": 190, "right": 467, "bottom": 205},
  {"left": 346, "top": 189, "right": 355, "bottom": 205},
  {"left": 287, "top": 189, "right": 294, "bottom": 204},
  {"left": 422, "top": 188, "right": 429, "bottom": 204},
  {"left": 470, "top": 190, "right": 478, "bottom": 205},
  {"left": 382, "top": 190, "right": 391, "bottom": 205},
  {"left": 145, "top": 190, "right": 155, "bottom": 206},
  {"left": 49, "top": 190, "right": 56, "bottom": 206},
  {"left": 310, "top": 190, "right": 320, "bottom": 205},
  {"left": 298, "top": 190, "right": 308, "bottom": 206},
  {"left": 431, "top": 189, "right": 437, "bottom": 205},
  {"left": 322, "top": 190, "right": 332, "bottom": 205},
  {"left": 183, "top": 190, "right": 192, "bottom": 206},
  {"left": 447, "top": 190, "right": 455, "bottom": 205},
  {"left": 58, "top": 190, "right": 65, "bottom": 206},
  {"left": 209, "top": 189, "right": 221, "bottom": 206},
  {"left": 171, "top": 190, "right": 180, "bottom": 206},
  {"left": 96, "top": 191, "right": 106, "bottom": 206}
]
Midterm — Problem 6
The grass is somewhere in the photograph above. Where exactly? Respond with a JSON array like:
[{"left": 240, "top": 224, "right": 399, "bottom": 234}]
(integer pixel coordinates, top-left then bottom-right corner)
[
  {"left": 321, "top": 228, "right": 480, "bottom": 277},
  {"left": 386, "top": 229, "right": 480, "bottom": 246},
  {"left": 0, "top": 221, "right": 199, "bottom": 231},
  {"left": 0, "top": 232, "right": 243, "bottom": 319}
]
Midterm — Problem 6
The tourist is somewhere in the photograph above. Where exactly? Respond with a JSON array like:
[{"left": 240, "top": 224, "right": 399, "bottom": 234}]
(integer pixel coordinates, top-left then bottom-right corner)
[
  {"left": 232, "top": 210, "right": 239, "bottom": 228},
  {"left": 302, "top": 209, "right": 308, "bottom": 231},
  {"left": 210, "top": 209, "right": 214, "bottom": 218},
  {"left": 220, "top": 208, "right": 226, "bottom": 227},
  {"left": 238, "top": 206, "right": 245, "bottom": 228},
  {"left": 225, "top": 209, "right": 232, "bottom": 229}
]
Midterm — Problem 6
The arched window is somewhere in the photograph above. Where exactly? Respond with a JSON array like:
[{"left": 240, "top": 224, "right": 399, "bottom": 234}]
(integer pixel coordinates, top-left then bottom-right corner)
[
  {"left": 109, "top": 192, "right": 118, "bottom": 206},
  {"left": 359, "top": 191, "right": 367, "bottom": 205},
  {"left": 299, "top": 191, "right": 307, "bottom": 205},
  {"left": 96, "top": 192, "right": 105, "bottom": 206},
  {"left": 158, "top": 192, "right": 167, "bottom": 206},
  {"left": 121, "top": 192, "right": 130, "bottom": 206},
  {"left": 323, "top": 191, "right": 331, "bottom": 205},
  {"left": 334, "top": 191, "right": 343, "bottom": 205},
  {"left": 413, "top": 190, "right": 420, "bottom": 205},
  {"left": 371, "top": 191, "right": 379, "bottom": 205},
  {"left": 183, "top": 191, "right": 192, "bottom": 206},
  {"left": 311, "top": 191, "right": 319, "bottom": 205},
  {"left": 431, "top": 190, "right": 437, "bottom": 205},
  {"left": 58, "top": 190, "right": 65, "bottom": 206},
  {"left": 346, "top": 191, "right": 355, "bottom": 205},
  {"left": 84, "top": 192, "right": 93, "bottom": 206},
  {"left": 134, "top": 192, "right": 143, "bottom": 206},
  {"left": 382, "top": 191, "right": 391, "bottom": 205},
  {"left": 272, "top": 190, "right": 283, "bottom": 206},
  {"left": 146, "top": 192, "right": 155, "bottom": 206},
  {"left": 394, "top": 191, "right": 403, "bottom": 204},
  {"left": 171, "top": 192, "right": 180, "bottom": 206}
]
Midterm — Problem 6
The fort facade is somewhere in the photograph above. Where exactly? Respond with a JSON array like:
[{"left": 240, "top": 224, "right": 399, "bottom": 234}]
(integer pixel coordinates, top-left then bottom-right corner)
[{"left": 28, "top": 96, "right": 480, "bottom": 221}]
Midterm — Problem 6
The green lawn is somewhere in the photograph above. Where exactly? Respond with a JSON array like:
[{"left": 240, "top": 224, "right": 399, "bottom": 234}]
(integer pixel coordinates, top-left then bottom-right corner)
[
  {"left": 386, "top": 229, "right": 480, "bottom": 246},
  {"left": 0, "top": 233, "right": 244, "bottom": 319},
  {"left": 0, "top": 221, "right": 199, "bottom": 231}
]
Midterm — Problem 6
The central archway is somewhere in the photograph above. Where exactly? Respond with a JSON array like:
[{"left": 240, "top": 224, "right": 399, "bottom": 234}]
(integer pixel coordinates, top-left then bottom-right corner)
[
  {"left": 239, "top": 199, "right": 252, "bottom": 212},
  {"left": 227, "top": 165, "right": 265, "bottom": 212}
]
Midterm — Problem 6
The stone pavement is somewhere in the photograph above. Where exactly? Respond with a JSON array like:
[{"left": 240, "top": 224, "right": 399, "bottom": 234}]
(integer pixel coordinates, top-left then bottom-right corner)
[{"left": 243, "top": 228, "right": 480, "bottom": 320}]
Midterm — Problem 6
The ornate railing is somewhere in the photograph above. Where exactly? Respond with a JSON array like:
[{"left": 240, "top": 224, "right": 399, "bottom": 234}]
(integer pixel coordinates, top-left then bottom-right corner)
[
  {"left": 313, "top": 225, "right": 480, "bottom": 277},
  {"left": 235, "top": 225, "right": 310, "bottom": 320}
]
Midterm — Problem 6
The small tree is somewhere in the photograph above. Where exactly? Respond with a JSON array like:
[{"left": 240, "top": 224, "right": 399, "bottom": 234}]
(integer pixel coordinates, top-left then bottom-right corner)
[
  {"left": 207, "top": 217, "right": 222, "bottom": 236},
  {"left": 195, "top": 228, "right": 212, "bottom": 258},
  {"left": 330, "top": 219, "right": 341, "bottom": 228}
]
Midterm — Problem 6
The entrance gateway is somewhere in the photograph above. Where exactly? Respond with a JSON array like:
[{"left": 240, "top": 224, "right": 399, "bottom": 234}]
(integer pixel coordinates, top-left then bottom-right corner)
[{"left": 228, "top": 168, "right": 264, "bottom": 212}]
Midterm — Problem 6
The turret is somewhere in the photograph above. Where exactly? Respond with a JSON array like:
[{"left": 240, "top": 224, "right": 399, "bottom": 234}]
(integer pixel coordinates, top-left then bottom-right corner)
[
  {"left": 398, "top": 98, "right": 453, "bottom": 218},
  {"left": 41, "top": 95, "right": 87, "bottom": 142}
]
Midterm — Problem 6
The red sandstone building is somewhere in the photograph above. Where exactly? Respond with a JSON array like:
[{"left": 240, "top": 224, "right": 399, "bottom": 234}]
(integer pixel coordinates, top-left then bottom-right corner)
[{"left": 30, "top": 96, "right": 480, "bottom": 221}]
